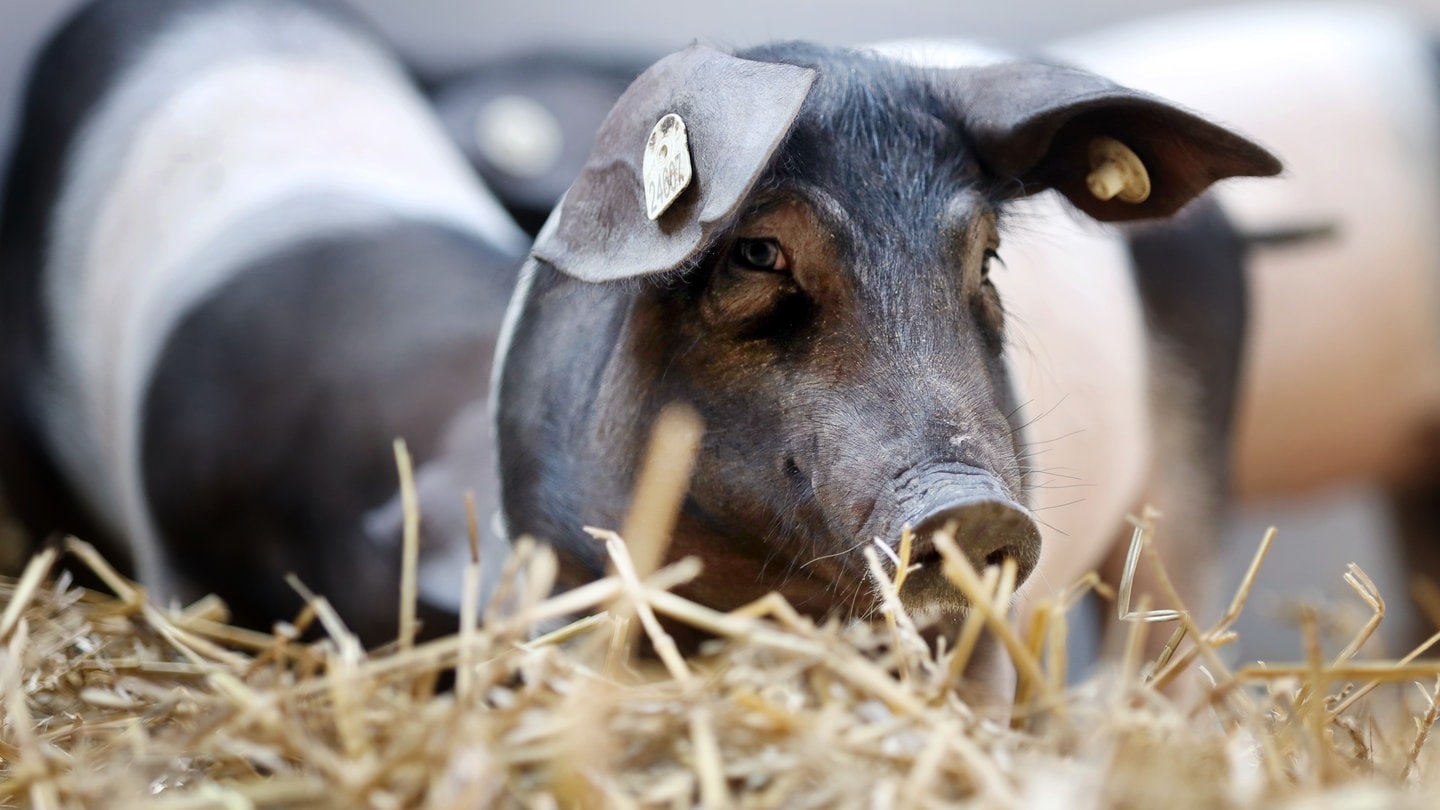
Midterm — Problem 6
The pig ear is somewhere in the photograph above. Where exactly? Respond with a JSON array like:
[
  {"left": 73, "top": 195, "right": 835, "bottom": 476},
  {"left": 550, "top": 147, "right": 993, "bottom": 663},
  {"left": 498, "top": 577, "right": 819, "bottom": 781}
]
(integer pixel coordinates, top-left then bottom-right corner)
[
  {"left": 531, "top": 45, "right": 817, "bottom": 282},
  {"left": 950, "top": 61, "right": 1282, "bottom": 221}
]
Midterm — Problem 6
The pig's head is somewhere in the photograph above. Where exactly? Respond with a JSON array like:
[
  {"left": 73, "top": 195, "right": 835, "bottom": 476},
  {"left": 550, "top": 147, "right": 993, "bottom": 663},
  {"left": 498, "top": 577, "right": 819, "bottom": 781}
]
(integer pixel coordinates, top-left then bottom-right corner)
[{"left": 495, "top": 43, "right": 1279, "bottom": 618}]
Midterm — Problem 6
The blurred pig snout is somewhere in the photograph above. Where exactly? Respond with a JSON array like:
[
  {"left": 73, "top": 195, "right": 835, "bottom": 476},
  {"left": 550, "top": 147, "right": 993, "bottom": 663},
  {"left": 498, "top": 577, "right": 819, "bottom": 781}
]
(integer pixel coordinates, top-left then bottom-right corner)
[{"left": 872, "top": 463, "right": 1041, "bottom": 588}]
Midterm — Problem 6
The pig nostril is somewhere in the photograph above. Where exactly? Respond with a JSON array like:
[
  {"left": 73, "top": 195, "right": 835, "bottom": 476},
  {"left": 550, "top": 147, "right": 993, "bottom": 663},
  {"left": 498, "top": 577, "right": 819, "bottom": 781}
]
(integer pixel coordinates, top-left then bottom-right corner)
[
  {"left": 979, "top": 543, "right": 1038, "bottom": 585},
  {"left": 983, "top": 545, "right": 1031, "bottom": 574}
]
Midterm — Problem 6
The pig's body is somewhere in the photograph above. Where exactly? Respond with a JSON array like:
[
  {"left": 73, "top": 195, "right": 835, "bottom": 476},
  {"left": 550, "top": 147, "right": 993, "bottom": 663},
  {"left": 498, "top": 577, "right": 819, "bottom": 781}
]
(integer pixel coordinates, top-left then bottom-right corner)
[
  {"left": 981, "top": 195, "right": 1151, "bottom": 600},
  {"left": 0, "top": 0, "right": 525, "bottom": 641},
  {"left": 1049, "top": 5, "right": 1440, "bottom": 497}
]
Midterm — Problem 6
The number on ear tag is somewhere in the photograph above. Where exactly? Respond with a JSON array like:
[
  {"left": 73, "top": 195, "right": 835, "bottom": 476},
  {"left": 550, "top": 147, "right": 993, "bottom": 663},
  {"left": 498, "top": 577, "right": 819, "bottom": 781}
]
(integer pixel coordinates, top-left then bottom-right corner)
[{"left": 643, "top": 113, "right": 693, "bottom": 221}]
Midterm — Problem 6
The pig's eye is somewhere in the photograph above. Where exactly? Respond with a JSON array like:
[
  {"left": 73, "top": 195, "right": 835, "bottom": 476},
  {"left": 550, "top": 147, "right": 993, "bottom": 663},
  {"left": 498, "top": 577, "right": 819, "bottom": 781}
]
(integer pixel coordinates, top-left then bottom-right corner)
[
  {"left": 974, "top": 246, "right": 1006, "bottom": 351},
  {"left": 731, "top": 238, "right": 789, "bottom": 273}
]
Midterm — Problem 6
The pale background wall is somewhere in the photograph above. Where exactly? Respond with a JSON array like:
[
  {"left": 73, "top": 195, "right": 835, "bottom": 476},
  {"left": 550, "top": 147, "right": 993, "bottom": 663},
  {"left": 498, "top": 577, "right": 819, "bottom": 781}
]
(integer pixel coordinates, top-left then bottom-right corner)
[{"left": 1, "top": 0, "right": 1437, "bottom": 663}]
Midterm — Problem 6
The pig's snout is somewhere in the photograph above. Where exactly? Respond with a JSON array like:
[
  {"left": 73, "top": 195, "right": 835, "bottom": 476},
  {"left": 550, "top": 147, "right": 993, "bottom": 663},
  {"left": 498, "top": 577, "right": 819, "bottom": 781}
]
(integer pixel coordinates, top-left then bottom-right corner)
[
  {"left": 871, "top": 463, "right": 1041, "bottom": 595},
  {"left": 913, "top": 498, "right": 1040, "bottom": 585}
]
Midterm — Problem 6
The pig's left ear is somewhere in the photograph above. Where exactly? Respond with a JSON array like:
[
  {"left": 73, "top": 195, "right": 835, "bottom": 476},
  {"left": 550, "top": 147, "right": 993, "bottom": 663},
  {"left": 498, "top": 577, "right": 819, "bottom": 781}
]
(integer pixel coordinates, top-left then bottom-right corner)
[
  {"left": 950, "top": 61, "right": 1281, "bottom": 221},
  {"left": 532, "top": 45, "right": 817, "bottom": 282}
]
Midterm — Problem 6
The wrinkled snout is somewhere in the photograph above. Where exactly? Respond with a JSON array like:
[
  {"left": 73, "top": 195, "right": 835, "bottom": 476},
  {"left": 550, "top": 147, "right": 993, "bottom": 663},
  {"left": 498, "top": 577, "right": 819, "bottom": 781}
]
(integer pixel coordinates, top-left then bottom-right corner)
[{"left": 869, "top": 463, "right": 1041, "bottom": 606}]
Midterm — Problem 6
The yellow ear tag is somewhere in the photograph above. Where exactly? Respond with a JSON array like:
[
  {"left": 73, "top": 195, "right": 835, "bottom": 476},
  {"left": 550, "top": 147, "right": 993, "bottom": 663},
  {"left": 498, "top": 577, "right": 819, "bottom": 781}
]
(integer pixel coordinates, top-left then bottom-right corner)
[
  {"left": 1086, "top": 136, "right": 1151, "bottom": 204},
  {"left": 643, "top": 113, "right": 693, "bottom": 221}
]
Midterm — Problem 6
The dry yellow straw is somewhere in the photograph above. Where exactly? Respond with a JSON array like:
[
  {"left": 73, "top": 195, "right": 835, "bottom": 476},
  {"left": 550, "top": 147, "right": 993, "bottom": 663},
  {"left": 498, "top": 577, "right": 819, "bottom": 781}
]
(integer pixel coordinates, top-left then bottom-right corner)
[
  {"left": 4, "top": 493, "right": 1440, "bottom": 806},
  {"left": 590, "top": 528, "right": 691, "bottom": 683},
  {"left": 1403, "top": 676, "right": 1440, "bottom": 782},
  {"left": 457, "top": 491, "right": 483, "bottom": 702},
  {"left": 932, "top": 529, "right": 1047, "bottom": 704},
  {"left": 864, "top": 529, "right": 924, "bottom": 683},
  {"left": 689, "top": 706, "right": 730, "bottom": 809},
  {"left": 63, "top": 536, "right": 143, "bottom": 606},
  {"left": 1149, "top": 526, "right": 1276, "bottom": 691},
  {"left": 619, "top": 404, "right": 703, "bottom": 581},
  {"left": 0, "top": 543, "right": 57, "bottom": 642},
  {"left": 4, "top": 620, "right": 59, "bottom": 809},
  {"left": 393, "top": 439, "right": 420, "bottom": 652},
  {"left": 946, "top": 565, "right": 1001, "bottom": 682},
  {"left": 600, "top": 404, "right": 703, "bottom": 667},
  {"left": 1115, "top": 507, "right": 1184, "bottom": 624},
  {"left": 1331, "top": 629, "right": 1440, "bottom": 717}
]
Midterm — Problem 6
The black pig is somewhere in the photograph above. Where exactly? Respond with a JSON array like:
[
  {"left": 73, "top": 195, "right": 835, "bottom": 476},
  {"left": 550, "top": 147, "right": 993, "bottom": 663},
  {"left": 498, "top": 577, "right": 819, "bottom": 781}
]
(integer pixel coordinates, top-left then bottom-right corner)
[{"left": 495, "top": 43, "right": 1280, "bottom": 637}]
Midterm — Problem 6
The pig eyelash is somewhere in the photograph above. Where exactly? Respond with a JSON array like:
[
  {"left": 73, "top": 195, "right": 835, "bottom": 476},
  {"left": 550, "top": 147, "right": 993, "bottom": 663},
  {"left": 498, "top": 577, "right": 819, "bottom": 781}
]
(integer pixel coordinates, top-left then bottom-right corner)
[{"left": 981, "top": 248, "right": 1003, "bottom": 281}]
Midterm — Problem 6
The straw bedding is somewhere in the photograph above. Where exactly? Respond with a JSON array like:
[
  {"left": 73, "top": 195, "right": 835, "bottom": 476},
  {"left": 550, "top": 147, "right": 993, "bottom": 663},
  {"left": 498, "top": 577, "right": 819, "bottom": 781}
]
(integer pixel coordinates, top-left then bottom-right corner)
[{"left": 4, "top": 507, "right": 1440, "bottom": 809}]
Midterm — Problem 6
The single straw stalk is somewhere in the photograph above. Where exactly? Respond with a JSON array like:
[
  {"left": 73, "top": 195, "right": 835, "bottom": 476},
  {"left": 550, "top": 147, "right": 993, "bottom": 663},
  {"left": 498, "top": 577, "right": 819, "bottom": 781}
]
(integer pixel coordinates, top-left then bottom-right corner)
[
  {"left": 864, "top": 528, "right": 924, "bottom": 684},
  {"left": 598, "top": 404, "right": 703, "bottom": 669},
  {"left": 0, "top": 543, "right": 57, "bottom": 642},
  {"left": 946, "top": 565, "right": 1001, "bottom": 682},
  {"left": 618, "top": 404, "right": 703, "bottom": 580},
  {"left": 393, "top": 439, "right": 421, "bottom": 652},
  {"left": 1402, "top": 676, "right": 1440, "bottom": 783},
  {"left": 457, "top": 491, "right": 484, "bottom": 703}
]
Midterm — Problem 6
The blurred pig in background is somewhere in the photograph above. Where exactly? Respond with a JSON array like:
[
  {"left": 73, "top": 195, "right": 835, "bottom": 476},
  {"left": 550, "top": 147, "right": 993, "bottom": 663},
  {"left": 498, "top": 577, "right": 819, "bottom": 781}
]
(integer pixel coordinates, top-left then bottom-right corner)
[
  {"left": 0, "top": 0, "right": 526, "bottom": 643},
  {"left": 1050, "top": 5, "right": 1440, "bottom": 648},
  {"left": 875, "top": 4, "right": 1440, "bottom": 655},
  {"left": 427, "top": 52, "right": 650, "bottom": 235}
]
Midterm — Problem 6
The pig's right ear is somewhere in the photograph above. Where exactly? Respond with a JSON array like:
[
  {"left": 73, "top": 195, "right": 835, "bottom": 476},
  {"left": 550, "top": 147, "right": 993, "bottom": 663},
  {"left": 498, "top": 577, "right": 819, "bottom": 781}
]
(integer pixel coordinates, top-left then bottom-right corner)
[{"left": 531, "top": 45, "right": 817, "bottom": 283}]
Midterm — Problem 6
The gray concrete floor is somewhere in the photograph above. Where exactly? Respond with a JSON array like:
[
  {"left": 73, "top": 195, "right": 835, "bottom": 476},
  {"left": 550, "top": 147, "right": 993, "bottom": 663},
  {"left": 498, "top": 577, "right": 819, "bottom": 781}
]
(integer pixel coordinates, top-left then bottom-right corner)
[{"left": 2, "top": 0, "right": 1437, "bottom": 664}]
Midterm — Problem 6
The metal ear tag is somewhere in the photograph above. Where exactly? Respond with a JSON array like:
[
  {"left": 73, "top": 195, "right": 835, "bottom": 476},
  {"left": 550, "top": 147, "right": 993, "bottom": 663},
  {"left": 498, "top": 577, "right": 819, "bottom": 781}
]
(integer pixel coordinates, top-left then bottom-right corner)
[
  {"left": 1086, "top": 136, "right": 1151, "bottom": 204},
  {"left": 643, "top": 113, "right": 693, "bottom": 220}
]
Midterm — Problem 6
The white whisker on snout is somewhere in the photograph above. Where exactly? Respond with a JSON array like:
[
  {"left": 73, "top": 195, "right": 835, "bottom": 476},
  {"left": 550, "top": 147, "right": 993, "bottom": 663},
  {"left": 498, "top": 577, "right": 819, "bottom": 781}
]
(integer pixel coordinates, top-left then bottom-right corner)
[{"left": 797, "top": 537, "right": 873, "bottom": 571}]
